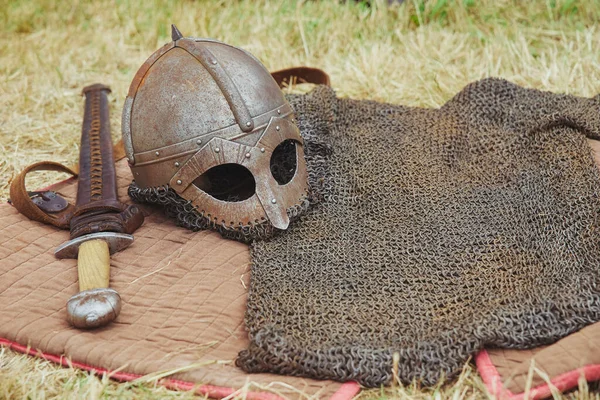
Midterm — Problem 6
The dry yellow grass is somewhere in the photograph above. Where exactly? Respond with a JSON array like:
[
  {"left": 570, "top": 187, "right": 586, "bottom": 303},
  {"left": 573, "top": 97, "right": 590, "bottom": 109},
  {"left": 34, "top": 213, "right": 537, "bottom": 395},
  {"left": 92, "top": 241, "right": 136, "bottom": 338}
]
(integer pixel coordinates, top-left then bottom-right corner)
[{"left": 1, "top": 0, "right": 600, "bottom": 398}]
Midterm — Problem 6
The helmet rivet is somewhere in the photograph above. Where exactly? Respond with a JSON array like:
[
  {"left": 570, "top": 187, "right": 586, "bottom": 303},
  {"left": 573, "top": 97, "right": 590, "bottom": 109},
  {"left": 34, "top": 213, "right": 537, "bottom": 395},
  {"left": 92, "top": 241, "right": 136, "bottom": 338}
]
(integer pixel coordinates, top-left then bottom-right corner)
[
  {"left": 155, "top": 151, "right": 160, "bottom": 156},
  {"left": 245, "top": 153, "right": 251, "bottom": 158},
  {"left": 215, "top": 147, "right": 220, "bottom": 153},
  {"left": 260, "top": 147, "right": 265, "bottom": 153},
  {"left": 196, "top": 139, "right": 202, "bottom": 145},
  {"left": 276, "top": 125, "right": 280, "bottom": 131},
  {"left": 245, "top": 121, "right": 252, "bottom": 127},
  {"left": 277, "top": 109, "right": 281, "bottom": 115},
  {"left": 211, "top": 59, "right": 217, "bottom": 65},
  {"left": 174, "top": 162, "right": 180, "bottom": 167},
  {"left": 176, "top": 179, "right": 182, "bottom": 185},
  {"left": 271, "top": 198, "right": 277, "bottom": 204}
]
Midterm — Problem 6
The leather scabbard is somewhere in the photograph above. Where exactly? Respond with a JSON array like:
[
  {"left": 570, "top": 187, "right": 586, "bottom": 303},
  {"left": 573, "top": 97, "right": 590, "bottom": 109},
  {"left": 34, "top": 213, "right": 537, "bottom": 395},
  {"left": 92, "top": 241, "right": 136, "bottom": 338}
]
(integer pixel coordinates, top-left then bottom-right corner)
[{"left": 69, "top": 84, "right": 143, "bottom": 239}]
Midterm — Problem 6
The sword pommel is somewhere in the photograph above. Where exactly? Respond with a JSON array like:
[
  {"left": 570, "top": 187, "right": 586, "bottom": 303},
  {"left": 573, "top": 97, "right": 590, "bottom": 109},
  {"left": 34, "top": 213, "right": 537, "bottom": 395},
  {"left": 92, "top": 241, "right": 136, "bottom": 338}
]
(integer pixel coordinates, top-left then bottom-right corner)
[{"left": 67, "top": 288, "right": 121, "bottom": 329}]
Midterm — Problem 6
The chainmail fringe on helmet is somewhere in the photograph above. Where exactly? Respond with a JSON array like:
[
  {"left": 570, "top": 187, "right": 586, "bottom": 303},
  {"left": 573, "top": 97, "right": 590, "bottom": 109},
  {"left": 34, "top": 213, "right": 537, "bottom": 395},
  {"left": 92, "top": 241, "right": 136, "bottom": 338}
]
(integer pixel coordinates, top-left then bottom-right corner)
[{"left": 128, "top": 182, "right": 311, "bottom": 243}]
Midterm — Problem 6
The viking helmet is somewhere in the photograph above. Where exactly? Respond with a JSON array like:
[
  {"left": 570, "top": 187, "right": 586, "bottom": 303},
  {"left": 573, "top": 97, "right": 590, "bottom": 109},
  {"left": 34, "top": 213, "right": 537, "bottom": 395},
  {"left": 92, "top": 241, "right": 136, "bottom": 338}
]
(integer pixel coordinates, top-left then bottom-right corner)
[{"left": 122, "top": 26, "right": 309, "bottom": 241}]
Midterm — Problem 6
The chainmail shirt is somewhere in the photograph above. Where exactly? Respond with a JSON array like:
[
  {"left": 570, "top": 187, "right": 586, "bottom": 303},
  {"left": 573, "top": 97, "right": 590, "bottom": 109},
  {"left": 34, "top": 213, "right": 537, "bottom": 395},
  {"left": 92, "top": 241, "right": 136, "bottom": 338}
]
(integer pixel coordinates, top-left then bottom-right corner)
[{"left": 236, "top": 79, "right": 600, "bottom": 386}]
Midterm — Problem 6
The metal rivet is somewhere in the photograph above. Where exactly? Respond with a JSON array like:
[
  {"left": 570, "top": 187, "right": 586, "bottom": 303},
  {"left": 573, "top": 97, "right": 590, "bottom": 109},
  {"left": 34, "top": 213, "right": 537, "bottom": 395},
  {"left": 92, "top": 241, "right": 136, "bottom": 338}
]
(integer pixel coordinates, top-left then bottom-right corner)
[
  {"left": 174, "top": 162, "right": 180, "bottom": 167},
  {"left": 176, "top": 179, "right": 182, "bottom": 185},
  {"left": 196, "top": 139, "right": 202, "bottom": 145},
  {"left": 276, "top": 125, "right": 280, "bottom": 131},
  {"left": 260, "top": 147, "right": 265, "bottom": 153},
  {"left": 155, "top": 151, "right": 160, "bottom": 156},
  {"left": 245, "top": 153, "right": 251, "bottom": 158},
  {"left": 215, "top": 147, "right": 220, "bottom": 153},
  {"left": 212, "top": 59, "right": 217, "bottom": 65},
  {"left": 271, "top": 198, "right": 277, "bottom": 204},
  {"left": 277, "top": 109, "right": 281, "bottom": 114},
  {"left": 245, "top": 121, "right": 252, "bottom": 127}
]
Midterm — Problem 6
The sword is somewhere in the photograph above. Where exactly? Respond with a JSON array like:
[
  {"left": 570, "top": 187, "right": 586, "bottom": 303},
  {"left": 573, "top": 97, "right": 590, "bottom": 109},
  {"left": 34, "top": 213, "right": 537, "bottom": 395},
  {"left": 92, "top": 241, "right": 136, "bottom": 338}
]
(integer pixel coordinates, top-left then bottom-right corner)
[{"left": 55, "top": 84, "right": 143, "bottom": 329}]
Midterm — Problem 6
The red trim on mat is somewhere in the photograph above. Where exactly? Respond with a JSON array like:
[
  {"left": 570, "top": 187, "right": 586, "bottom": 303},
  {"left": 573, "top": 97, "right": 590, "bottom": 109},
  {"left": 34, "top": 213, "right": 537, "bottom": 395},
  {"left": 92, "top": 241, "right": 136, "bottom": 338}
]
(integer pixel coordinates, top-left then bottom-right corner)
[
  {"left": 476, "top": 349, "right": 600, "bottom": 400},
  {"left": 475, "top": 350, "right": 515, "bottom": 399},
  {"left": 0, "top": 337, "right": 280, "bottom": 399},
  {"left": 0, "top": 330, "right": 359, "bottom": 399},
  {"left": 0, "top": 337, "right": 360, "bottom": 399},
  {"left": 330, "top": 382, "right": 361, "bottom": 400}
]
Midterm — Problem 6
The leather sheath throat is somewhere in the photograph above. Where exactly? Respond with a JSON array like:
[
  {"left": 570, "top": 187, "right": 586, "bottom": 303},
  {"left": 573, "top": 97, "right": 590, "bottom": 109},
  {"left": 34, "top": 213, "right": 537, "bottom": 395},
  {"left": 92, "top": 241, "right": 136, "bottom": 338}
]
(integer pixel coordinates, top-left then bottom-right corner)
[{"left": 70, "top": 84, "right": 143, "bottom": 239}]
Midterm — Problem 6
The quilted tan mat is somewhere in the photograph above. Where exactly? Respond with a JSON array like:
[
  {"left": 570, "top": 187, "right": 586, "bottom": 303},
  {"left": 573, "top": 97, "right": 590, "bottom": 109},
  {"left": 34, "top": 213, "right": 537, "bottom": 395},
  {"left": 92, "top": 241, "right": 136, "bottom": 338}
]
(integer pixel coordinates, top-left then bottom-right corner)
[
  {"left": 0, "top": 159, "right": 359, "bottom": 400},
  {"left": 4, "top": 153, "right": 600, "bottom": 400}
]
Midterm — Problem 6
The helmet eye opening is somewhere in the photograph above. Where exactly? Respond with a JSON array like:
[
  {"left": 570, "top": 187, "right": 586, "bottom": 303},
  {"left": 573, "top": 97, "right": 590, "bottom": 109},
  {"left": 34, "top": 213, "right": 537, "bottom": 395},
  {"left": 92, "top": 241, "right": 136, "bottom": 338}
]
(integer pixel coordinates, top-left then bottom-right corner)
[
  {"left": 193, "top": 163, "right": 256, "bottom": 202},
  {"left": 270, "top": 139, "right": 298, "bottom": 185}
]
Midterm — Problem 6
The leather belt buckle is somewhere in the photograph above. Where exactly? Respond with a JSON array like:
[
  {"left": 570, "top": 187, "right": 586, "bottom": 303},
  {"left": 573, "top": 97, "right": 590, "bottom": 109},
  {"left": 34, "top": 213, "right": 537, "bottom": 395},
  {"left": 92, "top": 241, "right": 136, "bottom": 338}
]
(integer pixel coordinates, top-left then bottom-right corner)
[{"left": 27, "top": 191, "right": 69, "bottom": 213}]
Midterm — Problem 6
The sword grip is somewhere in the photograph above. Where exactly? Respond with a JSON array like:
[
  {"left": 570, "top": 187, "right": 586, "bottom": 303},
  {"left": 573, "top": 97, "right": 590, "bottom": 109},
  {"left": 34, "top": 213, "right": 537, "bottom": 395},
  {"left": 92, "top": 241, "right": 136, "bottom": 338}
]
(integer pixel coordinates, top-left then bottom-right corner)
[
  {"left": 66, "top": 237, "right": 122, "bottom": 329},
  {"left": 77, "top": 239, "right": 110, "bottom": 291}
]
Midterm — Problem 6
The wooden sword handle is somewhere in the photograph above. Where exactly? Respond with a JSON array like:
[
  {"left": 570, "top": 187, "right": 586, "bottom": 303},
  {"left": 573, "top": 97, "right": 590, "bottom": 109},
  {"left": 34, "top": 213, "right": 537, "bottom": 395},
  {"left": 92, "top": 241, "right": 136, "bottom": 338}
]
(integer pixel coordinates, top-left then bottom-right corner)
[
  {"left": 77, "top": 239, "right": 110, "bottom": 291},
  {"left": 64, "top": 236, "right": 123, "bottom": 329},
  {"left": 56, "top": 232, "right": 132, "bottom": 329}
]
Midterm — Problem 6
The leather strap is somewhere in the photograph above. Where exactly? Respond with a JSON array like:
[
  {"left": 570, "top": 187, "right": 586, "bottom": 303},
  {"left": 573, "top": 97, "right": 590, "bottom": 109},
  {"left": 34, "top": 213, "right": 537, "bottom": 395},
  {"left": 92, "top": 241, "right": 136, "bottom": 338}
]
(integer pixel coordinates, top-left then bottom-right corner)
[
  {"left": 271, "top": 67, "right": 331, "bottom": 88},
  {"left": 9, "top": 161, "right": 78, "bottom": 229}
]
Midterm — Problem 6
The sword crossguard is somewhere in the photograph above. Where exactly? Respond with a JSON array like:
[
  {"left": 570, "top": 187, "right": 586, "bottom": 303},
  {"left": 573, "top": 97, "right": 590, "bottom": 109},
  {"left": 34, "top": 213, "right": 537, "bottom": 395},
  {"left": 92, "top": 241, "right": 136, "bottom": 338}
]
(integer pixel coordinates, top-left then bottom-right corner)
[{"left": 55, "top": 232, "right": 133, "bottom": 259}]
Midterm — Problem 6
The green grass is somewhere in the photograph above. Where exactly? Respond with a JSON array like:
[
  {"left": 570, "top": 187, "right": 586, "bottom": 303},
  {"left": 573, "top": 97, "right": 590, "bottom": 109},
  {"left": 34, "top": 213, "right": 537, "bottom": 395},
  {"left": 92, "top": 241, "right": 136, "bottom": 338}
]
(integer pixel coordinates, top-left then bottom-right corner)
[{"left": 1, "top": 0, "right": 600, "bottom": 398}]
